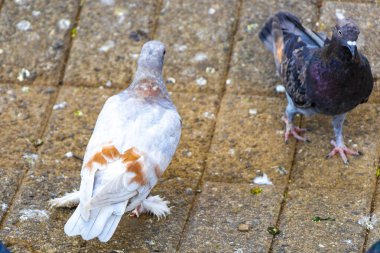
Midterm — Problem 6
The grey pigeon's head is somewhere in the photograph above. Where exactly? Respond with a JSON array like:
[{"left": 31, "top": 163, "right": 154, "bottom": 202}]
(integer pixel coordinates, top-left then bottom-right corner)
[
  {"left": 332, "top": 18, "right": 360, "bottom": 56},
  {"left": 137, "top": 40, "right": 166, "bottom": 75}
]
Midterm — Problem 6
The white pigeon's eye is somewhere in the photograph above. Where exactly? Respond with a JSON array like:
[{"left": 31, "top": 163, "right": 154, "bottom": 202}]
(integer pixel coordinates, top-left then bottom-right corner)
[{"left": 338, "top": 30, "right": 343, "bottom": 37}]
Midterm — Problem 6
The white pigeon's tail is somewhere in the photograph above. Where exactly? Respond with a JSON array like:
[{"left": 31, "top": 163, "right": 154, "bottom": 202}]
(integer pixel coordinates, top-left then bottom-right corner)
[{"left": 64, "top": 202, "right": 126, "bottom": 242}]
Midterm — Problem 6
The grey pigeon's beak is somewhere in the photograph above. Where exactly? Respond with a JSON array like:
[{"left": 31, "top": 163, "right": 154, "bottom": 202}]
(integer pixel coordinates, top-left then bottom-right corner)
[{"left": 346, "top": 40, "right": 357, "bottom": 57}]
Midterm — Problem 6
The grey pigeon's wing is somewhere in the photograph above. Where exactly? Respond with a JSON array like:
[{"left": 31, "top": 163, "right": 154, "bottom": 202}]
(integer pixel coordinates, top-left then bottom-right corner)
[
  {"left": 259, "top": 12, "right": 326, "bottom": 108},
  {"left": 282, "top": 44, "right": 317, "bottom": 108},
  {"left": 359, "top": 54, "right": 374, "bottom": 104}
]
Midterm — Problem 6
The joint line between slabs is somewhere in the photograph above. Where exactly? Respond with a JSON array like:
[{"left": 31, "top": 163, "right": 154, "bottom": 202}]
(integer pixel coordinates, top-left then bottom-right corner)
[
  {"left": 150, "top": 0, "right": 164, "bottom": 39},
  {"left": 174, "top": 0, "right": 244, "bottom": 251},
  {"left": 361, "top": 159, "right": 380, "bottom": 253},
  {"left": 267, "top": 116, "right": 303, "bottom": 253}
]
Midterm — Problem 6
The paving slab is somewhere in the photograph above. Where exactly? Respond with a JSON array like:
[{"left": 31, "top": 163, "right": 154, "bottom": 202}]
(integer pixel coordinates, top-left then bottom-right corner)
[
  {"left": 40, "top": 86, "right": 116, "bottom": 162},
  {"left": 319, "top": 1, "right": 380, "bottom": 78},
  {"left": 0, "top": 0, "right": 79, "bottom": 85},
  {"left": 155, "top": 0, "right": 240, "bottom": 94},
  {"left": 0, "top": 159, "right": 85, "bottom": 253},
  {"left": 0, "top": 83, "right": 54, "bottom": 161},
  {"left": 166, "top": 92, "right": 219, "bottom": 179},
  {"left": 226, "top": 0, "right": 319, "bottom": 96},
  {"left": 272, "top": 187, "right": 370, "bottom": 253},
  {"left": 0, "top": 161, "right": 24, "bottom": 222},
  {"left": 368, "top": 80, "right": 380, "bottom": 104},
  {"left": 85, "top": 177, "right": 197, "bottom": 252},
  {"left": 64, "top": 0, "right": 158, "bottom": 88},
  {"left": 0, "top": 86, "right": 114, "bottom": 252},
  {"left": 204, "top": 94, "right": 296, "bottom": 186},
  {"left": 290, "top": 103, "right": 380, "bottom": 190},
  {"left": 179, "top": 181, "right": 283, "bottom": 253},
  {"left": 0, "top": 83, "right": 54, "bottom": 223}
]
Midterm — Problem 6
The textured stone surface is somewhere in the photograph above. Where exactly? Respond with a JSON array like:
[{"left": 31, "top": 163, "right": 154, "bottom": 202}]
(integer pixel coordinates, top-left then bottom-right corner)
[
  {"left": 0, "top": 84, "right": 54, "bottom": 161},
  {"left": 167, "top": 92, "right": 219, "bottom": 179},
  {"left": 205, "top": 94, "right": 296, "bottom": 186},
  {"left": 86, "top": 177, "right": 197, "bottom": 252},
  {"left": 272, "top": 187, "right": 370, "bottom": 253},
  {"left": 64, "top": 0, "right": 158, "bottom": 88},
  {"left": 0, "top": 86, "right": 114, "bottom": 252},
  {"left": 40, "top": 86, "right": 115, "bottom": 162},
  {"left": 156, "top": 0, "right": 240, "bottom": 94},
  {"left": 368, "top": 80, "right": 380, "bottom": 104},
  {"left": 1, "top": 0, "right": 379, "bottom": 251},
  {"left": 0, "top": 84, "right": 53, "bottom": 222},
  {"left": 0, "top": 158, "right": 85, "bottom": 253},
  {"left": 0, "top": 0, "right": 79, "bottom": 84},
  {"left": 291, "top": 103, "right": 380, "bottom": 190},
  {"left": 226, "top": 0, "right": 320, "bottom": 96},
  {"left": 0, "top": 161, "right": 24, "bottom": 222},
  {"left": 319, "top": 1, "right": 380, "bottom": 78},
  {"left": 179, "top": 181, "right": 283, "bottom": 253}
]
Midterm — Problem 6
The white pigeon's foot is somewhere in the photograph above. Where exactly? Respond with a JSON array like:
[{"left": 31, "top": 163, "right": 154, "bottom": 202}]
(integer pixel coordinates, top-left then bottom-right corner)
[
  {"left": 130, "top": 205, "right": 143, "bottom": 218},
  {"left": 49, "top": 191, "right": 80, "bottom": 208},
  {"left": 130, "top": 195, "right": 170, "bottom": 220},
  {"left": 281, "top": 116, "right": 310, "bottom": 143},
  {"left": 326, "top": 140, "right": 362, "bottom": 164}
]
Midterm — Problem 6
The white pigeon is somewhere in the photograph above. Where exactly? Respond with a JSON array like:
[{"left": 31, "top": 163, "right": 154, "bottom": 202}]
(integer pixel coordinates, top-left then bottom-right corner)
[{"left": 49, "top": 40, "right": 182, "bottom": 242}]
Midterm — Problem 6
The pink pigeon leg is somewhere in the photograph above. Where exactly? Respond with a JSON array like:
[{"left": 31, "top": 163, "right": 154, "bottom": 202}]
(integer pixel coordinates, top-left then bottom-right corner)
[
  {"left": 282, "top": 116, "right": 310, "bottom": 143},
  {"left": 326, "top": 114, "right": 362, "bottom": 164}
]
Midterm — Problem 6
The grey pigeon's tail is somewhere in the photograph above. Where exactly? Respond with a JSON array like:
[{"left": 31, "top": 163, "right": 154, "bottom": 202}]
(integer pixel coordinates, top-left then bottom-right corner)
[
  {"left": 259, "top": 11, "right": 327, "bottom": 74},
  {"left": 259, "top": 11, "right": 326, "bottom": 52}
]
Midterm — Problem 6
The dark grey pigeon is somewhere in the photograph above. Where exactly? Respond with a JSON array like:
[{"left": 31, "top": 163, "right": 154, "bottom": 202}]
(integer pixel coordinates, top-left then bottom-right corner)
[{"left": 259, "top": 12, "right": 373, "bottom": 164}]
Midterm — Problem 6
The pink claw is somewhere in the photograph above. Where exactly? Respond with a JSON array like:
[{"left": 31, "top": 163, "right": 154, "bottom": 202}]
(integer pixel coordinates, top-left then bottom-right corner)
[
  {"left": 130, "top": 204, "right": 142, "bottom": 218},
  {"left": 326, "top": 140, "right": 362, "bottom": 164},
  {"left": 281, "top": 116, "right": 310, "bottom": 143}
]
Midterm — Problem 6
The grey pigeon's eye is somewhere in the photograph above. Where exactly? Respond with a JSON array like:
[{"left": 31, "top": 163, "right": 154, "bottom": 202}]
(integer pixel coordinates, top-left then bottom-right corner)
[
  {"left": 163, "top": 50, "right": 166, "bottom": 56},
  {"left": 337, "top": 30, "right": 343, "bottom": 37}
]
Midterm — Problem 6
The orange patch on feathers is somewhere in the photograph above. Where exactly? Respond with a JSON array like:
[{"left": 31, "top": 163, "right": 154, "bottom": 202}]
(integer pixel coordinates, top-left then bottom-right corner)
[
  {"left": 121, "top": 148, "right": 140, "bottom": 162},
  {"left": 85, "top": 145, "right": 148, "bottom": 184},
  {"left": 275, "top": 39, "right": 284, "bottom": 63},
  {"left": 86, "top": 152, "right": 107, "bottom": 170},
  {"left": 102, "top": 146, "right": 121, "bottom": 160},
  {"left": 126, "top": 161, "right": 146, "bottom": 184}
]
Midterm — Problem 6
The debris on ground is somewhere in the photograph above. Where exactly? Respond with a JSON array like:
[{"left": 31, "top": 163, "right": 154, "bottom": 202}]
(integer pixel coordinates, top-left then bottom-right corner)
[
  {"left": 312, "top": 216, "right": 336, "bottom": 222},
  {"left": 250, "top": 187, "right": 263, "bottom": 195},
  {"left": 53, "top": 101, "right": 68, "bottom": 110},
  {"left": 253, "top": 173, "right": 273, "bottom": 185},
  {"left": 358, "top": 215, "right": 377, "bottom": 230},
  {"left": 267, "top": 226, "right": 280, "bottom": 235},
  {"left": 238, "top": 223, "right": 250, "bottom": 232}
]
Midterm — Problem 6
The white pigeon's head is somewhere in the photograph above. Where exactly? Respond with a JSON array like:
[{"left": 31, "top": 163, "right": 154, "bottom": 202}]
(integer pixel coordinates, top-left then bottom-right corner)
[{"left": 137, "top": 41, "right": 166, "bottom": 74}]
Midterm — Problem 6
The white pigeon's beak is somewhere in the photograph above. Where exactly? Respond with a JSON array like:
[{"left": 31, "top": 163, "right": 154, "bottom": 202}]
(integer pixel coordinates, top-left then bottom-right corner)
[{"left": 346, "top": 40, "right": 357, "bottom": 56}]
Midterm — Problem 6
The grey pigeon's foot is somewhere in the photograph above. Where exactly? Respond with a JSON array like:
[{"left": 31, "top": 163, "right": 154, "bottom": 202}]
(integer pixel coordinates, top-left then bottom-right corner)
[
  {"left": 326, "top": 140, "right": 362, "bottom": 164},
  {"left": 281, "top": 116, "right": 310, "bottom": 143}
]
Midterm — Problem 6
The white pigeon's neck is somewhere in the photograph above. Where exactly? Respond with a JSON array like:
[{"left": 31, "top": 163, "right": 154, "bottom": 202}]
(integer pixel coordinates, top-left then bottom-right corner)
[
  {"left": 133, "top": 66, "right": 163, "bottom": 84},
  {"left": 129, "top": 67, "right": 169, "bottom": 98}
]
